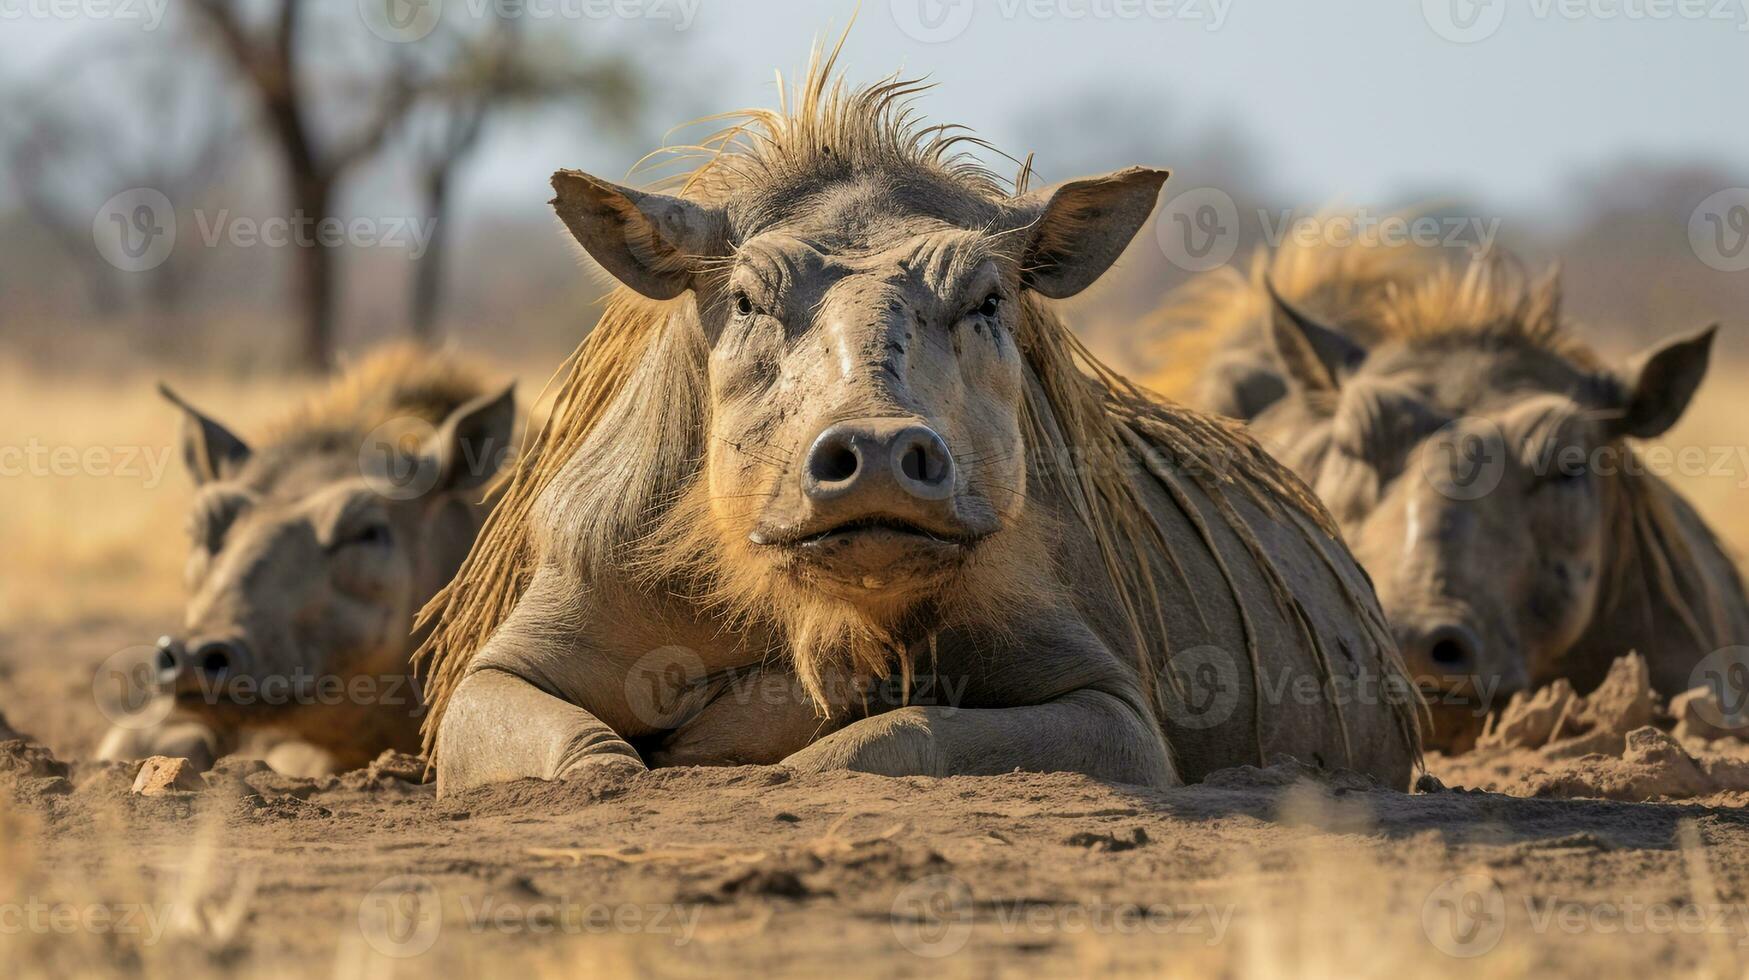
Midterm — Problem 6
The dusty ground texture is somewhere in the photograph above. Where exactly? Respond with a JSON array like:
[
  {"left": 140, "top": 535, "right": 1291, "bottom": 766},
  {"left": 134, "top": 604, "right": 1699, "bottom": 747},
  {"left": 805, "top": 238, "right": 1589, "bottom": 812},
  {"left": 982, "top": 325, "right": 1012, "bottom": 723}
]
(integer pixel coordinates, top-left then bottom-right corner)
[{"left": 6, "top": 624, "right": 1749, "bottom": 978}]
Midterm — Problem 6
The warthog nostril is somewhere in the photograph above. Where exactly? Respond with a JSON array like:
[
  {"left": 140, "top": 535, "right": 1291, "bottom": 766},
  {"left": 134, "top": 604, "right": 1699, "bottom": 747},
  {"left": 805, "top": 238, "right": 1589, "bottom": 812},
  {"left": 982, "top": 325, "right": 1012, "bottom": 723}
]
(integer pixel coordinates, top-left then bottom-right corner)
[
  {"left": 192, "top": 641, "right": 240, "bottom": 678},
  {"left": 810, "top": 438, "right": 861, "bottom": 485},
  {"left": 890, "top": 425, "right": 953, "bottom": 497},
  {"left": 1429, "top": 638, "right": 1468, "bottom": 666},
  {"left": 1414, "top": 624, "right": 1481, "bottom": 672}
]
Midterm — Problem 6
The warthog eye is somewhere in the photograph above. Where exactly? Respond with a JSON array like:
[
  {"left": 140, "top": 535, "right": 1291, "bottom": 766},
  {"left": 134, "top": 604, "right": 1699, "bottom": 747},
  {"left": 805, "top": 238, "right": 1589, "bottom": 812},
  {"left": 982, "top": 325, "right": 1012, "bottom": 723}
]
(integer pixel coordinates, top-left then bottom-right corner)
[
  {"left": 734, "top": 291, "right": 755, "bottom": 317},
  {"left": 337, "top": 522, "right": 393, "bottom": 550},
  {"left": 1534, "top": 461, "right": 1589, "bottom": 493},
  {"left": 977, "top": 293, "right": 1001, "bottom": 318}
]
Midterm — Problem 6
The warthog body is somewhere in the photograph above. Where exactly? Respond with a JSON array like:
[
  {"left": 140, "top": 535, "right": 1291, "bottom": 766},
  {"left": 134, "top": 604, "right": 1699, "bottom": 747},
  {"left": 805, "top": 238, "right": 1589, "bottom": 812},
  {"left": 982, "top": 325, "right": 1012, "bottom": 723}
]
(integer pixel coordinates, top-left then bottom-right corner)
[
  {"left": 97, "top": 348, "right": 515, "bottom": 774},
  {"left": 1189, "top": 246, "right": 1749, "bottom": 746},
  {"left": 417, "top": 58, "right": 1420, "bottom": 795}
]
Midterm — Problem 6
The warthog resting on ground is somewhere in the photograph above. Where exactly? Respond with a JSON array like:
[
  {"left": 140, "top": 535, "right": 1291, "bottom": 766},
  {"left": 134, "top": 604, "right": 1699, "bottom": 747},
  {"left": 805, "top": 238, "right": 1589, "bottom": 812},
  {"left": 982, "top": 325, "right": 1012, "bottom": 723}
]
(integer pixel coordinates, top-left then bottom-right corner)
[
  {"left": 416, "top": 57, "right": 1421, "bottom": 796},
  {"left": 1189, "top": 248, "right": 1749, "bottom": 747},
  {"left": 97, "top": 347, "right": 515, "bottom": 775}
]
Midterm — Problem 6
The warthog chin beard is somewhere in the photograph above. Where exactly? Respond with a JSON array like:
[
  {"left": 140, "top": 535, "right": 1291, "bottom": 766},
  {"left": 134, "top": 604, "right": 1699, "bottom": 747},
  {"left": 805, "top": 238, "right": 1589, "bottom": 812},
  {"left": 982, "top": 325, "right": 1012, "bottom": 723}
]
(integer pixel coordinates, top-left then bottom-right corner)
[{"left": 640, "top": 482, "right": 1056, "bottom": 713}]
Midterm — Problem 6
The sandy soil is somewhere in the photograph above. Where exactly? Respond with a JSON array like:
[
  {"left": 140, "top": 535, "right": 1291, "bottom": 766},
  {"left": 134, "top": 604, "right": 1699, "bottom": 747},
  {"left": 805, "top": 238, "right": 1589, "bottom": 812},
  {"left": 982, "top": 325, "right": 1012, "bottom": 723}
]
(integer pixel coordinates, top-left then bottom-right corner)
[{"left": 6, "top": 620, "right": 1749, "bottom": 978}]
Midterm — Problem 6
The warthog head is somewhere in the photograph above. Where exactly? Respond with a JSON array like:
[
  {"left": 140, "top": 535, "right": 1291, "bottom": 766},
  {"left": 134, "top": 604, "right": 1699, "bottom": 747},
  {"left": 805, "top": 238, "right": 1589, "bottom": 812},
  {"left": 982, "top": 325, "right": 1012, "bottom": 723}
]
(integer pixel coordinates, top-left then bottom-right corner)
[
  {"left": 1253, "top": 263, "right": 1716, "bottom": 716},
  {"left": 543, "top": 100, "right": 1165, "bottom": 695},
  {"left": 155, "top": 369, "right": 514, "bottom": 737}
]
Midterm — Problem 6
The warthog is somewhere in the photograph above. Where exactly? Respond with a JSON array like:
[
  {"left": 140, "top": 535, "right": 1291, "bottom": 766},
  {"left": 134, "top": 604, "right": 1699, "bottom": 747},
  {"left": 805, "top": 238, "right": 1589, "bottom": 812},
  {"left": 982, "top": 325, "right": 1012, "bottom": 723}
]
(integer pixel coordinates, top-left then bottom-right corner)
[
  {"left": 1191, "top": 248, "right": 1749, "bottom": 746},
  {"left": 416, "top": 58, "right": 1421, "bottom": 795},
  {"left": 97, "top": 347, "right": 515, "bottom": 774}
]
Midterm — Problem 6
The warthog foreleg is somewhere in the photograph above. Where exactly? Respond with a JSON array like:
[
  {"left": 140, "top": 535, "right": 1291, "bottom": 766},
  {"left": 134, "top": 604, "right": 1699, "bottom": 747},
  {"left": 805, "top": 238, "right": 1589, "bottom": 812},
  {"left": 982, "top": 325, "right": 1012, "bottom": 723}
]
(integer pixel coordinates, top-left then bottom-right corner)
[
  {"left": 780, "top": 689, "right": 1179, "bottom": 788},
  {"left": 435, "top": 667, "right": 645, "bottom": 795}
]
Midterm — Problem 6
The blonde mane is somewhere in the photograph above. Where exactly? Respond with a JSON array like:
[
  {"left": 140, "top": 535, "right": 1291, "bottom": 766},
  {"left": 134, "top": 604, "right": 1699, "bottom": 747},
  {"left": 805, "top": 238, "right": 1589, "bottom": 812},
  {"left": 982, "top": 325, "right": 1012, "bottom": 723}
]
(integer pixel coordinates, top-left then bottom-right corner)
[
  {"left": 1137, "top": 221, "right": 1441, "bottom": 398},
  {"left": 413, "top": 47, "right": 1417, "bottom": 764},
  {"left": 1370, "top": 252, "right": 1597, "bottom": 365},
  {"left": 257, "top": 344, "right": 493, "bottom": 446}
]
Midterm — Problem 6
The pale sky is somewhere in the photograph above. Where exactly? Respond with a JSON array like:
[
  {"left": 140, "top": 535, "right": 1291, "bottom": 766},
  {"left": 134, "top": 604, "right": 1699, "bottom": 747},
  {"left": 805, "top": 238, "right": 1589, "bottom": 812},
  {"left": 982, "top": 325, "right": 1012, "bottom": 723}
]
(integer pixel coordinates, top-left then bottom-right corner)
[{"left": 3, "top": 0, "right": 1745, "bottom": 218}]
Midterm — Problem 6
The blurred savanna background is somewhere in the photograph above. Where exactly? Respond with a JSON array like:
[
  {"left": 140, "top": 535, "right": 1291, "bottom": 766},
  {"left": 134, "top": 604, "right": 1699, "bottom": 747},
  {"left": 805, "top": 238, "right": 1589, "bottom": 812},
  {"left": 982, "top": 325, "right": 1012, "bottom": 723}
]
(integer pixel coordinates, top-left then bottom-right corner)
[{"left": 3, "top": 0, "right": 1748, "bottom": 639}]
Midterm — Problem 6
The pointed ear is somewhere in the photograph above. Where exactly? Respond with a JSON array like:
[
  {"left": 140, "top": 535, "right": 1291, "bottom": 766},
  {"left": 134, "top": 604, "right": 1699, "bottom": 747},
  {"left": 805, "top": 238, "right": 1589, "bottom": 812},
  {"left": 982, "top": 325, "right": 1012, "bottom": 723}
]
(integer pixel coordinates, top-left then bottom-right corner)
[
  {"left": 551, "top": 170, "right": 728, "bottom": 300},
  {"left": 159, "top": 383, "right": 250, "bottom": 485},
  {"left": 1014, "top": 166, "right": 1170, "bottom": 299},
  {"left": 425, "top": 384, "right": 517, "bottom": 494},
  {"left": 1265, "top": 279, "right": 1367, "bottom": 394},
  {"left": 1608, "top": 325, "right": 1717, "bottom": 439}
]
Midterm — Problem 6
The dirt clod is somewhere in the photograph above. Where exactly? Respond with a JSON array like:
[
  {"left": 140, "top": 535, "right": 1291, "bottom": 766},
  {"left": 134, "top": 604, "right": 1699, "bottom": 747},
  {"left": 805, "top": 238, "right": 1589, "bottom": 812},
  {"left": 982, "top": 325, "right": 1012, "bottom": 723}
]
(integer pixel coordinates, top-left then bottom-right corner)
[
  {"left": 131, "top": 756, "right": 202, "bottom": 796},
  {"left": 1064, "top": 827, "right": 1150, "bottom": 852}
]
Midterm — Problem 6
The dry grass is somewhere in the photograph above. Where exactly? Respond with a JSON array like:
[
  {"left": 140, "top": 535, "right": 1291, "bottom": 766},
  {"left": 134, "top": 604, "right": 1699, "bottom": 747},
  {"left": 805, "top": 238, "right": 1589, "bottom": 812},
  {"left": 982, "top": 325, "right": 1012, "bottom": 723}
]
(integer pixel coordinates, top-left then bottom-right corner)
[
  {"left": 0, "top": 359, "right": 306, "bottom": 628},
  {"left": 3, "top": 344, "right": 1747, "bottom": 632}
]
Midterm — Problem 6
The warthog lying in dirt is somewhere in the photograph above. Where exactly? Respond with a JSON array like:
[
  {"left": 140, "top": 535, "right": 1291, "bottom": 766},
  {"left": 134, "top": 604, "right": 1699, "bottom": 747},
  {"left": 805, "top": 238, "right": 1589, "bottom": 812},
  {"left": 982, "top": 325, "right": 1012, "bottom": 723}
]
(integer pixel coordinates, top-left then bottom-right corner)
[
  {"left": 1188, "top": 246, "right": 1749, "bottom": 747},
  {"left": 415, "top": 57, "right": 1421, "bottom": 796},
  {"left": 97, "top": 347, "right": 515, "bottom": 774}
]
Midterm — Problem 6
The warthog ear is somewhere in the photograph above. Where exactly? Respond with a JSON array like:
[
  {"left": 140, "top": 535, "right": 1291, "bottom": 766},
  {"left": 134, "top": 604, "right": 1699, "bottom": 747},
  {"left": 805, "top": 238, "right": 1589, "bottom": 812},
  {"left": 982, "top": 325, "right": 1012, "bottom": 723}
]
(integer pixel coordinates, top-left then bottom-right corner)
[
  {"left": 158, "top": 383, "right": 250, "bottom": 485},
  {"left": 1608, "top": 324, "right": 1717, "bottom": 439},
  {"left": 1014, "top": 166, "right": 1170, "bottom": 299},
  {"left": 551, "top": 170, "right": 728, "bottom": 300},
  {"left": 1265, "top": 278, "right": 1367, "bottom": 395},
  {"left": 427, "top": 383, "right": 517, "bottom": 494}
]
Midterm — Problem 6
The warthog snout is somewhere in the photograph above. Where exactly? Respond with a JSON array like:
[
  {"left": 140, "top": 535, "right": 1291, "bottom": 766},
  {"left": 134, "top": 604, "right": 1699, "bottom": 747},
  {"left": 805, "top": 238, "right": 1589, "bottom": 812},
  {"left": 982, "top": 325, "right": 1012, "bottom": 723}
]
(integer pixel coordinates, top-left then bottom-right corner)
[
  {"left": 1407, "top": 622, "right": 1482, "bottom": 671},
  {"left": 1394, "top": 617, "right": 1527, "bottom": 701},
  {"left": 803, "top": 418, "right": 955, "bottom": 506},
  {"left": 155, "top": 634, "right": 252, "bottom": 698}
]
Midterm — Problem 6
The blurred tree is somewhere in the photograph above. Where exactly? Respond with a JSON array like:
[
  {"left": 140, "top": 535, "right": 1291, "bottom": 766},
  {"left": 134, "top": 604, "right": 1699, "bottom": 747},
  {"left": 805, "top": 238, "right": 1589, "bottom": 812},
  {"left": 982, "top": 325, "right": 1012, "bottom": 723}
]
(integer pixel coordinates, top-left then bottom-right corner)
[
  {"left": 0, "top": 40, "right": 238, "bottom": 324},
  {"left": 187, "top": 0, "right": 421, "bottom": 371},
  {"left": 398, "top": 20, "right": 639, "bottom": 339}
]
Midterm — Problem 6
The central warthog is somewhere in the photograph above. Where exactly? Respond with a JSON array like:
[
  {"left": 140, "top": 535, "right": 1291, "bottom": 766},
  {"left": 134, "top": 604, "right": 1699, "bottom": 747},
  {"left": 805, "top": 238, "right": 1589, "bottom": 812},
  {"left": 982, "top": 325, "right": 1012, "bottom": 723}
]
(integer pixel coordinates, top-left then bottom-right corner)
[
  {"left": 416, "top": 58, "right": 1421, "bottom": 795},
  {"left": 97, "top": 347, "right": 515, "bottom": 774},
  {"left": 1192, "top": 249, "right": 1749, "bottom": 746}
]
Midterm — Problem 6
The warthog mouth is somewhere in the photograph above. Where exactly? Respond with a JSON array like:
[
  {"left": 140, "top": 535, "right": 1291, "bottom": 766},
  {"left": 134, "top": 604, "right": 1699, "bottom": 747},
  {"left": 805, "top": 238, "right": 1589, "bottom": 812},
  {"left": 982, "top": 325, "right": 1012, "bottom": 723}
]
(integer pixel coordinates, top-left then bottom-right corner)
[
  {"left": 749, "top": 515, "right": 989, "bottom": 591},
  {"left": 750, "top": 514, "right": 985, "bottom": 549}
]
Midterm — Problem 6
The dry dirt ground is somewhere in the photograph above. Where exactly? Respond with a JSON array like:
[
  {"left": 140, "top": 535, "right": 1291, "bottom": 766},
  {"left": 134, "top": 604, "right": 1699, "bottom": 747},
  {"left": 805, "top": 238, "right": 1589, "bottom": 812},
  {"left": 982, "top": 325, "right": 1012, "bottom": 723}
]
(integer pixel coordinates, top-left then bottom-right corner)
[{"left": 6, "top": 621, "right": 1749, "bottom": 978}]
